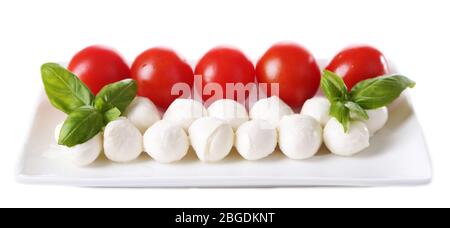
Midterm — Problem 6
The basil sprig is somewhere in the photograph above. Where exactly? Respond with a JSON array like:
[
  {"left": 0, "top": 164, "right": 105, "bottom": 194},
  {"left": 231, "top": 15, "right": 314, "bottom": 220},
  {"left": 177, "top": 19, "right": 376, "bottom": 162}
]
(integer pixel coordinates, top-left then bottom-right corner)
[
  {"left": 329, "top": 101, "right": 350, "bottom": 131},
  {"left": 41, "top": 63, "right": 94, "bottom": 114},
  {"left": 41, "top": 63, "right": 137, "bottom": 147},
  {"left": 320, "top": 70, "right": 415, "bottom": 132},
  {"left": 350, "top": 75, "right": 416, "bottom": 109},
  {"left": 103, "top": 107, "right": 122, "bottom": 124},
  {"left": 94, "top": 79, "right": 137, "bottom": 113},
  {"left": 58, "top": 106, "right": 104, "bottom": 147},
  {"left": 320, "top": 70, "right": 348, "bottom": 102}
]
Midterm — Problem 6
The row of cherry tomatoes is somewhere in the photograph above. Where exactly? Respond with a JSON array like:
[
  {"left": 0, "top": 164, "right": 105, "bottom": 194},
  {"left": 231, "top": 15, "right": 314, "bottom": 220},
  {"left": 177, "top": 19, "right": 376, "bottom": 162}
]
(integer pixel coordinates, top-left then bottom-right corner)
[{"left": 67, "top": 43, "right": 388, "bottom": 110}]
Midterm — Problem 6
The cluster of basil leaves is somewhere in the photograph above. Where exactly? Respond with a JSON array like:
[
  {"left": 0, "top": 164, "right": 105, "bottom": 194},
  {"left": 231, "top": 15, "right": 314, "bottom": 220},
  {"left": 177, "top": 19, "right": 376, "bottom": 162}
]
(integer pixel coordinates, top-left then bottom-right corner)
[
  {"left": 320, "top": 70, "right": 415, "bottom": 132},
  {"left": 41, "top": 63, "right": 137, "bottom": 147}
]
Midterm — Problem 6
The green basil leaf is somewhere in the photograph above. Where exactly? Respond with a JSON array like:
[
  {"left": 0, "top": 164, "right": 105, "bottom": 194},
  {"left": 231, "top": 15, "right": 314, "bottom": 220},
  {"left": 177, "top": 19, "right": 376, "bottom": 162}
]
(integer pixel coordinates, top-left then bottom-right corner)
[
  {"left": 94, "top": 79, "right": 137, "bottom": 113},
  {"left": 350, "top": 75, "right": 416, "bottom": 109},
  {"left": 58, "top": 106, "right": 103, "bottom": 147},
  {"left": 330, "top": 101, "right": 350, "bottom": 132},
  {"left": 104, "top": 107, "right": 121, "bottom": 124},
  {"left": 41, "top": 63, "right": 94, "bottom": 114},
  {"left": 320, "top": 70, "right": 348, "bottom": 102},
  {"left": 345, "top": 101, "right": 369, "bottom": 120}
]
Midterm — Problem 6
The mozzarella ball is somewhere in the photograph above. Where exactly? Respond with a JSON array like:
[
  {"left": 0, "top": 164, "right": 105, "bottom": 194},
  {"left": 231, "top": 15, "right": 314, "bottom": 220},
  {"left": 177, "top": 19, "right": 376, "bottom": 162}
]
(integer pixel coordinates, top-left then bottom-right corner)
[
  {"left": 300, "top": 97, "right": 331, "bottom": 126},
  {"left": 124, "top": 97, "right": 161, "bottom": 133},
  {"left": 143, "top": 120, "right": 189, "bottom": 163},
  {"left": 54, "top": 122, "right": 64, "bottom": 143},
  {"left": 207, "top": 99, "right": 249, "bottom": 131},
  {"left": 235, "top": 120, "right": 277, "bottom": 160},
  {"left": 250, "top": 96, "right": 294, "bottom": 127},
  {"left": 278, "top": 115, "right": 322, "bottom": 160},
  {"left": 323, "top": 118, "right": 370, "bottom": 156},
  {"left": 54, "top": 122, "right": 102, "bottom": 166},
  {"left": 352, "top": 107, "right": 388, "bottom": 136},
  {"left": 163, "top": 99, "right": 207, "bottom": 131},
  {"left": 188, "top": 117, "right": 234, "bottom": 162},
  {"left": 104, "top": 118, "right": 143, "bottom": 162}
]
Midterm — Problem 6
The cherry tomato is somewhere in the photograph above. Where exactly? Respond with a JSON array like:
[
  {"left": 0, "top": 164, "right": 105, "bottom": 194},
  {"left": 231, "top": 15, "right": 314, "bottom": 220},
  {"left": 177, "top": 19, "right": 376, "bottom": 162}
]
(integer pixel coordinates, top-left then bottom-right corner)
[
  {"left": 326, "top": 45, "right": 389, "bottom": 90},
  {"left": 195, "top": 47, "right": 255, "bottom": 103},
  {"left": 68, "top": 45, "right": 130, "bottom": 94},
  {"left": 256, "top": 43, "right": 321, "bottom": 110},
  {"left": 131, "top": 47, "right": 193, "bottom": 109}
]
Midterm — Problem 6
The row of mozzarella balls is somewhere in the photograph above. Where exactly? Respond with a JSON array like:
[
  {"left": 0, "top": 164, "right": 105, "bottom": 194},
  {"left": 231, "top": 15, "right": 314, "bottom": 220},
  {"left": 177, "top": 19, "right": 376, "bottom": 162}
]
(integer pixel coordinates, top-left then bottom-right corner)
[{"left": 54, "top": 96, "right": 388, "bottom": 166}]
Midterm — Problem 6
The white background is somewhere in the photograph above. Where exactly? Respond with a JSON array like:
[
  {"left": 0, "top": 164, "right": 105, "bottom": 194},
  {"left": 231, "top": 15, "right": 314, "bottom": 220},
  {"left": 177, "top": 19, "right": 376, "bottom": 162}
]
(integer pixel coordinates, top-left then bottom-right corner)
[{"left": 0, "top": 0, "right": 449, "bottom": 207}]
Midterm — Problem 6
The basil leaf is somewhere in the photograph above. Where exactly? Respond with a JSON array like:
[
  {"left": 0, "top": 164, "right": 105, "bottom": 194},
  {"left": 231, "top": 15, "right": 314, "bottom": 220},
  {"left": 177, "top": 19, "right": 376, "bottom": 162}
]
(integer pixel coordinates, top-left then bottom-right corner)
[
  {"left": 58, "top": 106, "right": 103, "bottom": 147},
  {"left": 345, "top": 101, "right": 369, "bottom": 120},
  {"left": 94, "top": 79, "right": 137, "bottom": 113},
  {"left": 320, "top": 70, "right": 348, "bottom": 102},
  {"left": 104, "top": 107, "right": 121, "bottom": 124},
  {"left": 330, "top": 101, "right": 350, "bottom": 132},
  {"left": 350, "top": 75, "right": 416, "bottom": 109},
  {"left": 41, "top": 63, "right": 94, "bottom": 114}
]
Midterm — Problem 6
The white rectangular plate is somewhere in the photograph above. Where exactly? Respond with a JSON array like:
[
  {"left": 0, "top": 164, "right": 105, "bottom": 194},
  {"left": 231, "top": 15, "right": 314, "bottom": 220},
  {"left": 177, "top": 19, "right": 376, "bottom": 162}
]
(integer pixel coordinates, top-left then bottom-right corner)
[
  {"left": 16, "top": 59, "right": 432, "bottom": 187},
  {"left": 15, "top": 92, "right": 432, "bottom": 187}
]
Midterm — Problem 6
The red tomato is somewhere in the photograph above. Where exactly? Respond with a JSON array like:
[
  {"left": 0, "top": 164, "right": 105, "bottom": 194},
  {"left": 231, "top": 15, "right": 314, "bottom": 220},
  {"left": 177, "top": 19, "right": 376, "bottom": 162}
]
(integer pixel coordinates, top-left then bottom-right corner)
[
  {"left": 326, "top": 45, "right": 389, "bottom": 90},
  {"left": 256, "top": 43, "right": 321, "bottom": 110},
  {"left": 68, "top": 45, "right": 130, "bottom": 94},
  {"left": 195, "top": 47, "right": 255, "bottom": 103},
  {"left": 131, "top": 47, "right": 194, "bottom": 109}
]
